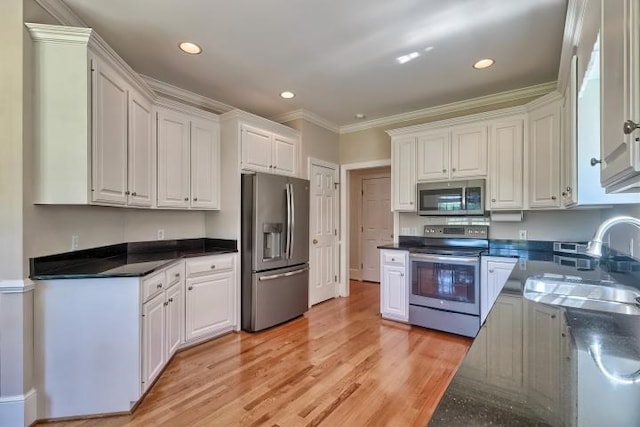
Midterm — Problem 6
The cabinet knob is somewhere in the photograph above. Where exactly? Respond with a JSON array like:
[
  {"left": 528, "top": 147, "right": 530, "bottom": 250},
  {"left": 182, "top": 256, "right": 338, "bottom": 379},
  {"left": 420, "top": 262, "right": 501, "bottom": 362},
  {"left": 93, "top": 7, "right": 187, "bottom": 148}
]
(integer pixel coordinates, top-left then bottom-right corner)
[
  {"left": 188, "top": 286, "right": 193, "bottom": 291},
  {"left": 410, "top": 201, "right": 413, "bottom": 205},
  {"left": 452, "top": 168, "right": 456, "bottom": 172},
  {"left": 590, "top": 157, "right": 601, "bottom": 166},
  {"left": 566, "top": 186, "right": 572, "bottom": 192},
  {"left": 489, "top": 269, "right": 494, "bottom": 273},
  {"left": 562, "top": 192, "right": 567, "bottom": 197},
  {"left": 491, "top": 198, "right": 496, "bottom": 203},
  {"left": 551, "top": 314, "right": 557, "bottom": 319},
  {"left": 184, "top": 197, "right": 189, "bottom": 201},
  {"left": 131, "top": 192, "right": 137, "bottom": 196},
  {"left": 125, "top": 191, "right": 130, "bottom": 195},
  {"left": 175, "top": 273, "right": 180, "bottom": 278},
  {"left": 269, "top": 165, "right": 273, "bottom": 168},
  {"left": 169, "top": 298, "right": 174, "bottom": 303},
  {"left": 442, "top": 169, "right": 447, "bottom": 173},
  {"left": 391, "top": 258, "right": 396, "bottom": 262},
  {"left": 164, "top": 301, "right": 169, "bottom": 306},
  {"left": 274, "top": 166, "right": 277, "bottom": 169},
  {"left": 551, "top": 196, "right": 557, "bottom": 200},
  {"left": 313, "top": 239, "right": 318, "bottom": 244},
  {"left": 210, "top": 265, "right": 216, "bottom": 269},
  {"left": 156, "top": 284, "right": 162, "bottom": 289},
  {"left": 623, "top": 119, "right": 640, "bottom": 134},
  {"left": 400, "top": 273, "right": 404, "bottom": 277},
  {"left": 194, "top": 198, "right": 198, "bottom": 201}
]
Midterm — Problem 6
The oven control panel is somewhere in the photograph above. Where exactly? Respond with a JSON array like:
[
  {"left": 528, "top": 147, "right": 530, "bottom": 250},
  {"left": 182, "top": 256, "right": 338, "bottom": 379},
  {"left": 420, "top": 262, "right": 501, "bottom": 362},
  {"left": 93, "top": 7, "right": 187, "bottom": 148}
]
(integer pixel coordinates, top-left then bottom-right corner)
[{"left": 423, "top": 225, "right": 488, "bottom": 238}]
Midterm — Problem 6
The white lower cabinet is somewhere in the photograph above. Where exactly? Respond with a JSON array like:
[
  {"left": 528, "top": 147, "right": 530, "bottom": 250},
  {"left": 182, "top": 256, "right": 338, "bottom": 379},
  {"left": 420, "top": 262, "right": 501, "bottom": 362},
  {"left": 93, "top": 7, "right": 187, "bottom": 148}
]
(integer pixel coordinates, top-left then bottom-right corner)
[
  {"left": 166, "top": 280, "right": 184, "bottom": 356},
  {"left": 480, "top": 257, "right": 517, "bottom": 323},
  {"left": 380, "top": 250, "right": 409, "bottom": 322},
  {"left": 142, "top": 291, "right": 166, "bottom": 391},
  {"left": 185, "top": 254, "right": 237, "bottom": 342}
]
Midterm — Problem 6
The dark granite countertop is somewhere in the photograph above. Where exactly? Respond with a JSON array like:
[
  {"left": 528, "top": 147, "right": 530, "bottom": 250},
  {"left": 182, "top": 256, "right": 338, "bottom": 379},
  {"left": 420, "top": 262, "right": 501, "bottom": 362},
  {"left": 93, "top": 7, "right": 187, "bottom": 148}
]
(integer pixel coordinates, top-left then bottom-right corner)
[
  {"left": 428, "top": 249, "right": 640, "bottom": 426},
  {"left": 30, "top": 238, "right": 237, "bottom": 279}
]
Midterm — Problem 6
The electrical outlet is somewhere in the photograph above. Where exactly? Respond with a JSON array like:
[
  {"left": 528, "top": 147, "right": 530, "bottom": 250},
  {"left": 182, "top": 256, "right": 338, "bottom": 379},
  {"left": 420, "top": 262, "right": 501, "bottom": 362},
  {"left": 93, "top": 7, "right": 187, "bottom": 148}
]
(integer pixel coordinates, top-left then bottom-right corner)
[
  {"left": 519, "top": 229, "right": 527, "bottom": 240},
  {"left": 71, "top": 235, "right": 79, "bottom": 251},
  {"left": 157, "top": 229, "right": 165, "bottom": 240}
]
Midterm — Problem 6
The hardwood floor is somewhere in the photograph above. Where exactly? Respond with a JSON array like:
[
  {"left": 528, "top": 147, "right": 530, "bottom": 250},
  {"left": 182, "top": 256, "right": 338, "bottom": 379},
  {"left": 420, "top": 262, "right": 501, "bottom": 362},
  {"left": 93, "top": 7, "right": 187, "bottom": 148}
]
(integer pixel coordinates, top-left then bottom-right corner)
[{"left": 40, "top": 281, "right": 471, "bottom": 427}]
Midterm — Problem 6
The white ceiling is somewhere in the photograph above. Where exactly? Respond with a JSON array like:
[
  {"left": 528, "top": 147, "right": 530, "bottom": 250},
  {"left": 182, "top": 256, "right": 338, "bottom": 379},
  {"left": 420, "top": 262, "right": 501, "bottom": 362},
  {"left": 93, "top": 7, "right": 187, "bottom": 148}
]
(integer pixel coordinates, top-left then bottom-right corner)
[{"left": 60, "top": 0, "right": 568, "bottom": 127}]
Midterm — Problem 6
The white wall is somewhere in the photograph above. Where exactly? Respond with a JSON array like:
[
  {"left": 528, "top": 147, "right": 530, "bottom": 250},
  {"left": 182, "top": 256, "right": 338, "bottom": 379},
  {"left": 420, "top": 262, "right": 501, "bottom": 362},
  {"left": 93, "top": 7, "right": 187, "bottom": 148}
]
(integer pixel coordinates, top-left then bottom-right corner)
[{"left": 399, "top": 209, "right": 603, "bottom": 242}]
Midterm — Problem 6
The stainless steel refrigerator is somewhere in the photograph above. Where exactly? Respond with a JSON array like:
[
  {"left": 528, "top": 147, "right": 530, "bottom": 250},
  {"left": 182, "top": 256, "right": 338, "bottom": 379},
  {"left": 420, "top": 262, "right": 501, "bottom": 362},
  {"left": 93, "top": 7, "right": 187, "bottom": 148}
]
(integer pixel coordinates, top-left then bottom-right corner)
[{"left": 241, "top": 173, "right": 310, "bottom": 332}]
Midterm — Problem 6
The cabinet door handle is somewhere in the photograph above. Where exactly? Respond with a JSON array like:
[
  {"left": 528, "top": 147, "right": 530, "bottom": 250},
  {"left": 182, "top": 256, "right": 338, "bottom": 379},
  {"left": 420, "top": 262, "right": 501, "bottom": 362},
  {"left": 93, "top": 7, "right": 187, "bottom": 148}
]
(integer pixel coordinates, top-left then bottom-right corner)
[
  {"left": 409, "top": 201, "right": 413, "bottom": 205},
  {"left": 194, "top": 198, "right": 198, "bottom": 201},
  {"left": 269, "top": 165, "right": 273, "bottom": 168},
  {"left": 491, "top": 198, "right": 496, "bottom": 203},
  {"left": 168, "top": 298, "right": 173, "bottom": 303},
  {"left": 590, "top": 157, "right": 601, "bottom": 166},
  {"left": 489, "top": 269, "right": 494, "bottom": 273},
  {"left": 210, "top": 265, "right": 216, "bottom": 269},
  {"left": 274, "top": 166, "right": 277, "bottom": 169},
  {"left": 442, "top": 169, "right": 447, "bottom": 173},
  {"left": 131, "top": 192, "right": 137, "bottom": 196},
  {"left": 551, "top": 196, "right": 557, "bottom": 200},
  {"left": 125, "top": 191, "right": 130, "bottom": 195},
  {"left": 400, "top": 273, "right": 404, "bottom": 277},
  {"left": 188, "top": 286, "right": 193, "bottom": 291},
  {"left": 184, "top": 197, "right": 189, "bottom": 201},
  {"left": 156, "top": 284, "right": 162, "bottom": 289},
  {"left": 452, "top": 168, "right": 456, "bottom": 172},
  {"left": 551, "top": 314, "right": 557, "bottom": 319},
  {"left": 175, "top": 273, "right": 180, "bottom": 278},
  {"left": 163, "top": 301, "right": 169, "bottom": 306}
]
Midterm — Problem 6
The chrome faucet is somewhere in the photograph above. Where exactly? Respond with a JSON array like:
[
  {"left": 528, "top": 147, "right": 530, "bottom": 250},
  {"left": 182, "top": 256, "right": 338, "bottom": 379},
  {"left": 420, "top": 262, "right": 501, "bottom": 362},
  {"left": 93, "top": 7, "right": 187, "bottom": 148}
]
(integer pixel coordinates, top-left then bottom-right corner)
[{"left": 586, "top": 216, "right": 640, "bottom": 258}]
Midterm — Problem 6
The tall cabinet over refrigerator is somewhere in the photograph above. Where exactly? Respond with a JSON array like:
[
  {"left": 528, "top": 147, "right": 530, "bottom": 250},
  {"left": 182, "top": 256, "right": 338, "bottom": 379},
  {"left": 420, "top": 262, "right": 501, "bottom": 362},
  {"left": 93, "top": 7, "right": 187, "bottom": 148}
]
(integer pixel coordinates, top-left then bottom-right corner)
[{"left": 241, "top": 173, "right": 310, "bottom": 332}]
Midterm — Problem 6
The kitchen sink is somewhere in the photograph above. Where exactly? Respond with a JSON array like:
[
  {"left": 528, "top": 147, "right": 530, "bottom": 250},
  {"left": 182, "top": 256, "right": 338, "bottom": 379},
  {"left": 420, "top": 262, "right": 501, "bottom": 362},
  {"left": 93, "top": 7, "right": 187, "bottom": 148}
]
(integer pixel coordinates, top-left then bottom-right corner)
[{"left": 524, "top": 274, "right": 640, "bottom": 315}]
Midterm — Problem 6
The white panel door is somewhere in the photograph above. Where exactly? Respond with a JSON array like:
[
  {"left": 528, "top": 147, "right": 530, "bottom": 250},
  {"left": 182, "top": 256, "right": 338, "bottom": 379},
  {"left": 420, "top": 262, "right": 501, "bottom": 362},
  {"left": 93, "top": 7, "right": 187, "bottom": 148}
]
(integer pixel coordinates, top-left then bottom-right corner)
[
  {"left": 529, "top": 103, "right": 561, "bottom": 208},
  {"left": 361, "top": 177, "right": 392, "bottom": 282},
  {"left": 157, "top": 108, "right": 190, "bottom": 208},
  {"left": 392, "top": 137, "right": 416, "bottom": 211},
  {"left": 380, "top": 264, "right": 408, "bottom": 322},
  {"left": 273, "top": 134, "right": 297, "bottom": 176},
  {"left": 127, "top": 90, "right": 154, "bottom": 207},
  {"left": 92, "top": 59, "right": 128, "bottom": 205},
  {"left": 489, "top": 119, "right": 524, "bottom": 210},
  {"left": 241, "top": 125, "right": 272, "bottom": 173},
  {"left": 451, "top": 124, "right": 488, "bottom": 178},
  {"left": 142, "top": 292, "right": 165, "bottom": 392},
  {"left": 185, "top": 272, "right": 233, "bottom": 341},
  {"left": 190, "top": 118, "right": 220, "bottom": 209},
  {"left": 417, "top": 131, "right": 450, "bottom": 181},
  {"left": 309, "top": 163, "right": 338, "bottom": 306},
  {"left": 165, "top": 282, "right": 184, "bottom": 358}
]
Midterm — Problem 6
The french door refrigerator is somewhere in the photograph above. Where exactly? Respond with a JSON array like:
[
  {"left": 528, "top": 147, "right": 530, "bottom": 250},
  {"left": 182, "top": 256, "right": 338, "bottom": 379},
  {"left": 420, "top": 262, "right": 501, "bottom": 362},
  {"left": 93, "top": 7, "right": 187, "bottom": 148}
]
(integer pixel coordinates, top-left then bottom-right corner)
[{"left": 241, "top": 172, "right": 310, "bottom": 332}]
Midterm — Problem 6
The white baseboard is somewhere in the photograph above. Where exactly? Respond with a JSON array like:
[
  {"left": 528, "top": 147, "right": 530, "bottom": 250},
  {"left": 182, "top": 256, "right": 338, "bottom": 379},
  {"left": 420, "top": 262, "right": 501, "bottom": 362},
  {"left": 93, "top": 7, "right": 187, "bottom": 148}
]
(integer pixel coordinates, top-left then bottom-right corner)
[
  {"left": 349, "top": 268, "right": 362, "bottom": 281},
  {"left": 0, "top": 388, "right": 37, "bottom": 427}
]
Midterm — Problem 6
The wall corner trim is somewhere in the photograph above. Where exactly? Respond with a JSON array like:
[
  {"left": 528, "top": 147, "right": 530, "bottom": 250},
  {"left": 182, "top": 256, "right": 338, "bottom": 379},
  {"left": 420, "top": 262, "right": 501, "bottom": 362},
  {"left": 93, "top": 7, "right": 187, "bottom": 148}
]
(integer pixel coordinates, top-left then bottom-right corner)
[
  {"left": 0, "top": 279, "right": 35, "bottom": 293},
  {"left": 0, "top": 388, "right": 38, "bottom": 427}
]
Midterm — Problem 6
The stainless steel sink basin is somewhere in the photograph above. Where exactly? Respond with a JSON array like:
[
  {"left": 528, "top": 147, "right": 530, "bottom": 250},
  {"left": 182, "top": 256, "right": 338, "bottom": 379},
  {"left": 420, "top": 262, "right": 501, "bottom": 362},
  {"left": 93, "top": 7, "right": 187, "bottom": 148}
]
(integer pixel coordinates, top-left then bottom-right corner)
[{"left": 524, "top": 274, "right": 640, "bottom": 315}]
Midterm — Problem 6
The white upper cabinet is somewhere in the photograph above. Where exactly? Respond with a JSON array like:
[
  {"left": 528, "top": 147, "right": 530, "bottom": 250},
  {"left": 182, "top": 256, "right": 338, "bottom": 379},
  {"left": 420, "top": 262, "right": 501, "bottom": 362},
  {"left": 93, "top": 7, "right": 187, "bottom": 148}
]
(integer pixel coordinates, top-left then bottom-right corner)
[
  {"left": 190, "top": 118, "right": 220, "bottom": 209},
  {"left": 127, "top": 90, "right": 154, "bottom": 207},
  {"left": 528, "top": 97, "right": 562, "bottom": 208},
  {"left": 600, "top": 0, "right": 640, "bottom": 192},
  {"left": 91, "top": 58, "right": 129, "bottom": 205},
  {"left": 450, "top": 124, "right": 488, "bottom": 178},
  {"left": 415, "top": 125, "right": 487, "bottom": 182},
  {"left": 391, "top": 137, "right": 417, "bottom": 211},
  {"left": 488, "top": 118, "right": 524, "bottom": 210},
  {"left": 157, "top": 106, "right": 220, "bottom": 210},
  {"left": 157, "top": 108, "right": 191, "bottom": 208},
  {"left": 417, "top": 131, "right": 449, "bottom": 181},
  {"left": 240, "top": 123, "right": 299, "bottom": 177}
]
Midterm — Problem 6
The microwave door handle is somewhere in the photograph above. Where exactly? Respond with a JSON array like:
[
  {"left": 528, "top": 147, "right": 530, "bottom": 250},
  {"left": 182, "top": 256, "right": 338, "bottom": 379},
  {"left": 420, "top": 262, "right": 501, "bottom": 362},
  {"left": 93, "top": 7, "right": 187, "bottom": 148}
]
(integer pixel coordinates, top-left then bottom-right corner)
[{"left": 461, "top": 186, "right": 466, "bottom": 210}]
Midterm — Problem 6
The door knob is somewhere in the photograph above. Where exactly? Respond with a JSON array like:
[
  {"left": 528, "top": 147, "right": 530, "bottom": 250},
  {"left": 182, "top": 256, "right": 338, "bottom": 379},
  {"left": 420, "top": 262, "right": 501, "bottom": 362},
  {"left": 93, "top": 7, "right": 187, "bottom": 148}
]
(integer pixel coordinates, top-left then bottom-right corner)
[
  {"left": 313, "top": 239, "right": 318, "bottom": 244},
  {"left": 623, "top": 119, "right": 640, "bottom": 134}
]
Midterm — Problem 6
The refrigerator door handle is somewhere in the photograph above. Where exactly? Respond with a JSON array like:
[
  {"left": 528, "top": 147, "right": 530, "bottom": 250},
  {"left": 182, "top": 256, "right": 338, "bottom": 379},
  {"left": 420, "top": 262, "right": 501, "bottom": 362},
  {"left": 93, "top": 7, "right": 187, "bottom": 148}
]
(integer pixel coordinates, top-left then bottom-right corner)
[
  {"left": 289, "top": 183, "right": 295, "bottom": 258},
  {"left": 258, "top": 267, "right": 309, "bottom": 281},
  {"left": 285, "top": 183, "right": 292, "bottom": 259}
]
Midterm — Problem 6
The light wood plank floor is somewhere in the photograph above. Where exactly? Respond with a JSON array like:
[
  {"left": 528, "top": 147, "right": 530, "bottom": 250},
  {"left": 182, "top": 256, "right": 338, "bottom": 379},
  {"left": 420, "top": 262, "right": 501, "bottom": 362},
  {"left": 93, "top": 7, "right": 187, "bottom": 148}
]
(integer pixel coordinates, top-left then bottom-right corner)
[{"left": 40, "top": 280, "right": 471, "bottom": 427}]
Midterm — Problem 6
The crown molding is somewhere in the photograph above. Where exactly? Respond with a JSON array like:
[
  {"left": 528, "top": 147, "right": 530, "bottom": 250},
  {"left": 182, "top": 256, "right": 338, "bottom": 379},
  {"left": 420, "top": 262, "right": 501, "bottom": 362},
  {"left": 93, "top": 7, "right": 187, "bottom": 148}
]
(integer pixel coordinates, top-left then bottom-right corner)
[
  {"left": 386, "top": 105, "right": 528, "bottom": 137},
  {"left": 25, "top": 22, "right": 91, "bottom": 44},
  {"left": 270, "top": 109, "right": 340, "bottom": 134},
  {"left": 140, "top": 75, "right": 234, "bottom": 115},
  {"left": 34, "top": 0, "right": 87, "bottom": 27},
  {"left": 557, "top": 0, "right": 587, "bottom": 93},
  {"left": 340, "top": 81, "right": 556, "bottom": 134},
  {"left": 221, "top": 110, "right": 301, "bottom": 137},
  {"left": 524, "top": 90, "right": 563, "bottom": 111}
]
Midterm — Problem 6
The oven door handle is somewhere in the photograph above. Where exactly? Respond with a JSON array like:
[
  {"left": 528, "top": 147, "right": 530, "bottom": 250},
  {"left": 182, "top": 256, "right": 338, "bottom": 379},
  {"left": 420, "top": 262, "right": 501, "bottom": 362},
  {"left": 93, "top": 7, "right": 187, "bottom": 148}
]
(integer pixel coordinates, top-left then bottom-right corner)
[{"left": 410, "top": 253, "right": 479, "bottom": 264}]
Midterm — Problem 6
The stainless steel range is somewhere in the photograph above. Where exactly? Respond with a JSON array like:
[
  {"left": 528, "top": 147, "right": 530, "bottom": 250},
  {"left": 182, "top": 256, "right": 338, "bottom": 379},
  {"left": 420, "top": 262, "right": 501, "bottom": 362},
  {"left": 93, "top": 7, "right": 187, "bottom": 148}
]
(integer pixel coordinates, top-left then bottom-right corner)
[{"left": 408, "top": 225, "right": 488, "bottom": 337}]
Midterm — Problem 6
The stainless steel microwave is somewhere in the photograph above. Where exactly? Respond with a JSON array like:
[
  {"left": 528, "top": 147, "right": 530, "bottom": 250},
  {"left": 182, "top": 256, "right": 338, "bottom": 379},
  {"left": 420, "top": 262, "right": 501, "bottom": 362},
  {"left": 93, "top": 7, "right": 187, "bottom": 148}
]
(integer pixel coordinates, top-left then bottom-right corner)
[{"left": 416, "top": 179, "right": 485, "bottom": 216}]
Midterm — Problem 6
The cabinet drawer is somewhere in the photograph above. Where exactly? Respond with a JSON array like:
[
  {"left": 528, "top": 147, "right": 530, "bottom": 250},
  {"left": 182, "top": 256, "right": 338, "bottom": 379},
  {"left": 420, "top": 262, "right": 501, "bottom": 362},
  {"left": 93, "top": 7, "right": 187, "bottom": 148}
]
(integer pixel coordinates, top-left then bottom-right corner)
[
  {"left": 165, "top": 262, "right": 184, "bottom": 287},
  {"left": 382, "top": 251, "right": 406, "bottom": 266},
  {"left": 186, "top": 254, "right": 234, "bottom": 277},
  {"left": 142, "top": 270, "right": 166, "bottom": 302}
]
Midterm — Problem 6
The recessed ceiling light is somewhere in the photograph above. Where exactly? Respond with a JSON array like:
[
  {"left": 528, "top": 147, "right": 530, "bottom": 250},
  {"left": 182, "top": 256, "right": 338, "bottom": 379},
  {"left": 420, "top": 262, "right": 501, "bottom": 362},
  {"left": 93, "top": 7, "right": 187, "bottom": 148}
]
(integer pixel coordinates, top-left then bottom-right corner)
[
  {"left": 473, "top": 58, "right": 495, "bottom": 69},
  {"left": 280, "top": 91, "right": 295, "bottom": 99},
  {"left": 179, "top": 41, "right": 202, "bottom": 55},
  {"left": 355, "top": 113, "right": 366, "bottom": 119},
  {"left": 396, "top": 51, "right": 420, "bottom": 64}
]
